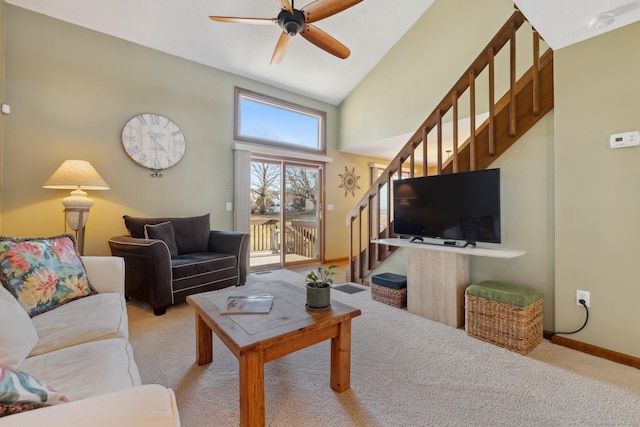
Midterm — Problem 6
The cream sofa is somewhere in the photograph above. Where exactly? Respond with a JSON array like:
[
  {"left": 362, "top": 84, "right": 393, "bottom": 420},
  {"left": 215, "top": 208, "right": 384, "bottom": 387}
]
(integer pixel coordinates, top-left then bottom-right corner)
[{"left": 0, "top": 256, "right": 180, "bottom": 426}]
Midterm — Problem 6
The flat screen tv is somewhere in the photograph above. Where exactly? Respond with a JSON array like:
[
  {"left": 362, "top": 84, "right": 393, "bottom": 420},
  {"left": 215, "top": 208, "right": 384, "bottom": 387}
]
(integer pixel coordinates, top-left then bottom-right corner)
[{"left": 392, "top": 168, "right": 501, "bottom": 246}]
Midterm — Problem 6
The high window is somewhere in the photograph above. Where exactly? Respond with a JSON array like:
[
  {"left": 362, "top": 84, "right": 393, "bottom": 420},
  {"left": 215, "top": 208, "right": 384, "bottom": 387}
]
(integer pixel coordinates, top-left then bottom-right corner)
[{"left": 234, "top": 87, "right": 327, "bottom": 154}]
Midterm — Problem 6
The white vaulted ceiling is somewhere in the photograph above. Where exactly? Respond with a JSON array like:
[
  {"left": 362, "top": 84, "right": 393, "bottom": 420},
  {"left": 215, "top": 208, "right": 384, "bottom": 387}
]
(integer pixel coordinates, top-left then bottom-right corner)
[{"left": 6, "top": 0, "right": 640, "bottom": 106}]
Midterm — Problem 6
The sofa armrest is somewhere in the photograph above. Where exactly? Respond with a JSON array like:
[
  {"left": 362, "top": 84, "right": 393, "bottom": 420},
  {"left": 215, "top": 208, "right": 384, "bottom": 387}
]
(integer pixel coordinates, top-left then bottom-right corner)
[
  {"left": 0, "top": 384, "right": 180, "bottom": 427},
  {"left": 81, "top": 256, "right": 125, "bottom": 294},
  {"left": 208, "top": 231, "right": 250, "bottom": 285},
  {"left": 108, "top": 236, "right": 173, "bottom": 312}
]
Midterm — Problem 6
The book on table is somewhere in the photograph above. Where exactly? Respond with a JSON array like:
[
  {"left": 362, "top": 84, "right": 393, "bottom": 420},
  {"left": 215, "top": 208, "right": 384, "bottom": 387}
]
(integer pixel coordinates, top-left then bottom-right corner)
[{"left": 221, "top": 294, "right": 274, "bottom": 314}]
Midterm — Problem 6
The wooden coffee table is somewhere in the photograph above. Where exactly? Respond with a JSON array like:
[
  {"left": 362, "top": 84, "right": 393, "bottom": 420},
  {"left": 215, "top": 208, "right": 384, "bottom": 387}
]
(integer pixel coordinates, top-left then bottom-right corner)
[{"left": 186, "top": 280, "right": 361, "bottom": 427}]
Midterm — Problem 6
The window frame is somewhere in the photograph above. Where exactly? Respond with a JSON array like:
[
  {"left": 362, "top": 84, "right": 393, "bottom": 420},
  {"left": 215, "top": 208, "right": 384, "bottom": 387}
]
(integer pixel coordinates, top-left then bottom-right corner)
[{"left": 234, "top": 87, "right": 327, "bottom": 154}]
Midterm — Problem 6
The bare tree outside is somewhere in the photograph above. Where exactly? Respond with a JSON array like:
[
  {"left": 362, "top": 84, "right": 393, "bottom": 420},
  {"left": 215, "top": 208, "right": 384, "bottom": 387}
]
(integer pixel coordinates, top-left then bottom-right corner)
[
  {"left": 251, "top": 162, "right": 280, "bottom": 213},
  {"left": 286, "top": 167, "right": 317, "bottom": 213}
]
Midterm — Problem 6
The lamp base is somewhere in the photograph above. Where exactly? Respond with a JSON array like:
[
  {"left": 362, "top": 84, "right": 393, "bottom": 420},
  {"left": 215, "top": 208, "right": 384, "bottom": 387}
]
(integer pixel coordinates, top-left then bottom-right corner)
[
  {"left": 75, "top": 225, "right": 86, "bottom": 256},
  {"left": 63, "top": 207, "right": 89, "bottom": 255}
]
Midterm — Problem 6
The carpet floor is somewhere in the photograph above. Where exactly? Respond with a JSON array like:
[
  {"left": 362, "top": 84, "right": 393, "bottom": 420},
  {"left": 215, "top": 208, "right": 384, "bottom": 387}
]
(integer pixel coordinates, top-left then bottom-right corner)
[{"left": 128, "top": 270, "right": 640, "bottom": 426}]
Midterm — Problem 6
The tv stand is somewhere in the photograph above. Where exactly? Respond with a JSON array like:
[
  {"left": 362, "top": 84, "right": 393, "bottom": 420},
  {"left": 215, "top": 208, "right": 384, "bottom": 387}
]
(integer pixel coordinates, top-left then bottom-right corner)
[{"left": 372, "top": 238, "right": 525, "bottom": 328}]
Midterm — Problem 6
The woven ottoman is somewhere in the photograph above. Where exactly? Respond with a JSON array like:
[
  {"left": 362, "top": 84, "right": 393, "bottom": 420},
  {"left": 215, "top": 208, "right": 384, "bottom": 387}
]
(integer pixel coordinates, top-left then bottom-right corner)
[
  {"left": 370, "top": 272, "right": 407, "bottom": 308},
  {"left": 465, "top": 281, "right": 543, "bottom": 355}
]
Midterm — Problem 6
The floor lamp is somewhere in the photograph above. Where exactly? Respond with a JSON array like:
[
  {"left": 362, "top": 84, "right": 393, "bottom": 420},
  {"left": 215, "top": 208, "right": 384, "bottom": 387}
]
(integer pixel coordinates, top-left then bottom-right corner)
[{"left": 43, "top": 160, "right": 110, "bottom": 255}]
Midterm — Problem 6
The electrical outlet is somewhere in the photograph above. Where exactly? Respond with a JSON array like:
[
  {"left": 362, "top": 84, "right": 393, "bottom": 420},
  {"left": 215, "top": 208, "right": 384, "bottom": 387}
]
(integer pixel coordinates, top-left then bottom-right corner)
[{"left": 576, "top": 290, "right": 590, "bottom": 308}]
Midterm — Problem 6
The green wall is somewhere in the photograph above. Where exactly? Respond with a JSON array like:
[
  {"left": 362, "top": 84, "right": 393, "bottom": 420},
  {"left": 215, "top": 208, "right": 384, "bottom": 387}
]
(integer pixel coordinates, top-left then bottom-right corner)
[
  {"left": 0, "top": 5, "right": 367, "bottom": 259},
  {"left": 554, "top": 21, "right": 640, "bottom": 357}
]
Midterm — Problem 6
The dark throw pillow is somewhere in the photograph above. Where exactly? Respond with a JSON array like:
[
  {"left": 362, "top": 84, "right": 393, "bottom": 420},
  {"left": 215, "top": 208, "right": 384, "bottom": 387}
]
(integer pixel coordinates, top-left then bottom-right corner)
[
  {"left": 123, "top": 214, "right": 210, "bottom": 254},
  {"left": 170, "top": 214, "right": 210, "bottom": 254},
  {"left": 144, "top": 222, "right": 179, "bottom": 258}
]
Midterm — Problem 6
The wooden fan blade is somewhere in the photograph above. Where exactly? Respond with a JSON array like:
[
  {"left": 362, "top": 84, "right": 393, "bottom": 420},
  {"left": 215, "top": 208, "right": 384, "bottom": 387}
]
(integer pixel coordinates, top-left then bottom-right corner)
[
  {"left": 301, "top": 0, "right": 363, "bottom": 23},
  {"left": 273, "top": 0, "right": 293, "bottom": 12},
  {"left": 300, "top": 24, "right": 350, "bottom": 59},
  {"left": 270, "top": 32, "right": 292, "bottom": 66},
  {"left": 209, "top": 16, "right": 277, "bottom": 25}
]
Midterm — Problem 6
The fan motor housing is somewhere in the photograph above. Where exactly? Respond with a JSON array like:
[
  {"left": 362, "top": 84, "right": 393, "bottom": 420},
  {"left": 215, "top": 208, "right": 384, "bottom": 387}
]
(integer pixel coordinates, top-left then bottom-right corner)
[{"left": 277, "top": 9, "right": 305, "bottom": 36}]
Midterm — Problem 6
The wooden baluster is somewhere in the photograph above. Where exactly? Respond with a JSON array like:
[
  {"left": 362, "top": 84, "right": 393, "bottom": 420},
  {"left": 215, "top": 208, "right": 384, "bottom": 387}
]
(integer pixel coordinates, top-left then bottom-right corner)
[
  {"left": 357, "top": 211, "right": 362, "bottom": 280},
  {"left": 386, "top": 173, "right": 392, "bottom": 237},
  {"left": 374, "top": 191, "right": 381, "bottom": 261},
  {"left": 452, "top": 90, "right": 459, "bottom": 173},
  {"left": 488, "top": 47, "right": 496, "bottom": 156},
  {"left": 366, "top": 197, "right": 373, "bottom": 273},
  {"left": 437, "top": 110, "right": 443, "bottom": 174},
  {"left": 469, "top": 70, "right": 477, "bottom": 171},
  {"left": 379, "top": 183, "right": 387, "bottom": 240},
  {"left": 509, "top": 21, "right": 517, "bottom": 136},
  {"left": 410, "top": 145, "right": 415, "bottom": 178},
  {"left": 533, "top": 30, "right": 540, "bottom": 115},
  {"left": 347, "top": 219, "right": 353, "bottom": 281},
  {"left": 422, "top": 127, "right": 429, "bottom": 176},
  {"left": 374, "top": 190, "right": 380, "bottom": 240}
]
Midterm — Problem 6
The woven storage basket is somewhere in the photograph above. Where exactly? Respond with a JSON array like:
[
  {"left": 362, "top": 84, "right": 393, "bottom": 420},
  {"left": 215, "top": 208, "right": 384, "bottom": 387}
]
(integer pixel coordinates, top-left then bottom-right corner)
[
  {"left": 465, "top": 294, "right": 543, "bottom": 355},
  {"left": 370, "top": 282, "right": 407, "bottom": 308}
]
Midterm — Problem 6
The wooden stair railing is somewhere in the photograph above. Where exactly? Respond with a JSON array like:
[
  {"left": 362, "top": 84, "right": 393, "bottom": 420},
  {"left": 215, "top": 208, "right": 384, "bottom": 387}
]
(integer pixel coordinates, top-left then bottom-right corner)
[{"left": 346, "top": 10, "right": 554, "bottom": 283}]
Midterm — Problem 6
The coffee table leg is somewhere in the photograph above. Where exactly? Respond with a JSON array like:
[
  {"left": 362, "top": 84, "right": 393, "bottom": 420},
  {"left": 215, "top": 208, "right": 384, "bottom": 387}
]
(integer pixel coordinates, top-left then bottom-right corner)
[
  {"left": 195, "top": 312, "right": 212, "bottom": 365},
  {"left": 239, "top": 351, "right": 265, "bottom": 427},
  {"left": 330, "top": 319, "right": 352, "bottom": 392}
]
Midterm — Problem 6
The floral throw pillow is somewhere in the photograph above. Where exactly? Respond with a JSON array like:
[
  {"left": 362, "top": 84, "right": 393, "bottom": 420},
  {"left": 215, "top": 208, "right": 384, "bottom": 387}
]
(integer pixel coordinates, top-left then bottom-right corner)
[
  {"left": 0, "top": 234, "right": 96, "bottom": 317},
  {"left": 0, "top": 364, "right": 68, "bottom": 417}
]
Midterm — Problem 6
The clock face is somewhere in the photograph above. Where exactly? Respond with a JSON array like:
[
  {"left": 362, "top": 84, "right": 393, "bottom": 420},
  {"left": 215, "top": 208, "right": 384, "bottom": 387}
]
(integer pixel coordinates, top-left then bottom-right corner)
[{"left": 122, "top": 113, "right": 186, "bottom": 170}]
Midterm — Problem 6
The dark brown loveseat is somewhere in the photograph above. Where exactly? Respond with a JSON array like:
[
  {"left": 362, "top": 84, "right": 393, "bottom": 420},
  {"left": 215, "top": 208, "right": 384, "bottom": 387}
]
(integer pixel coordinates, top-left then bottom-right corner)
[{"left": 108, "top": 214, "right": 249, "bottom": 315}]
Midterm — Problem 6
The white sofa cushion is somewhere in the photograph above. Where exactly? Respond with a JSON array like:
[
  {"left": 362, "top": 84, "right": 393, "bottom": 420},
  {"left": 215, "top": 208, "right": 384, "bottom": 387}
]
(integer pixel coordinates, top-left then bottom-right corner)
[
  {"left": 0, "top": 384, "right": 180, "bottom": 427},
  {"left": 81, "top": 256, "right": 125, "bottom": 295},
  {"left": 0, "top": 287, "right": 39, "bottom": 367},
  {"left": 19, "top": 338, "right": 141, "bottom": 401},
  {"left": 29, "top": 293, "right": 128, "bottom": 356}
]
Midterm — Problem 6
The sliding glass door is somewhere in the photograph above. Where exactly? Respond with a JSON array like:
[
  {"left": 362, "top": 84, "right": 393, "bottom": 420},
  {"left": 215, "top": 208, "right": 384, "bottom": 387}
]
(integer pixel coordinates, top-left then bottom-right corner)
[{"left": 249, "top": 156, "right": 323, "bottom": 270}]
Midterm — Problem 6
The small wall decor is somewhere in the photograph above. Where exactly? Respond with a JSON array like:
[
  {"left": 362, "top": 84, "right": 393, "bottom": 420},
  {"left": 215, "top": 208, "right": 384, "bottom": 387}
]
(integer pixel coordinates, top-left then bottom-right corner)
[
  {"left": 338, "top": 166, "right": 360, "bottom": 197},
  {"left": 121, "top": 113, "right": 186, "bottom": 177}
]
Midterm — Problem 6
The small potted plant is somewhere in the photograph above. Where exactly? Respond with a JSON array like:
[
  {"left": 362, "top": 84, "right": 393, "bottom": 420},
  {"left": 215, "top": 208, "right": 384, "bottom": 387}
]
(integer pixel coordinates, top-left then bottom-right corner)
[{"left": 305, "top": 265, "right": 337, "bottom": 311}]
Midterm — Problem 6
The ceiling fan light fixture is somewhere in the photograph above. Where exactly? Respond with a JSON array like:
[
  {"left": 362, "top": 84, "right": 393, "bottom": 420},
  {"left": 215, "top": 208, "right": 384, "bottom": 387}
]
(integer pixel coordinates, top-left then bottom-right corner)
[{"left": 278, "top": 9, "right": 305, "bottom": 36}]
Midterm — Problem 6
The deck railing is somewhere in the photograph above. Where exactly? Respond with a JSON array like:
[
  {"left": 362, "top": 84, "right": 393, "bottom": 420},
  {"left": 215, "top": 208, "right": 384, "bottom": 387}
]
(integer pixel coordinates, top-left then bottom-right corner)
[{"left": 250, "top": 219, "right": 317, "bottom": 257}]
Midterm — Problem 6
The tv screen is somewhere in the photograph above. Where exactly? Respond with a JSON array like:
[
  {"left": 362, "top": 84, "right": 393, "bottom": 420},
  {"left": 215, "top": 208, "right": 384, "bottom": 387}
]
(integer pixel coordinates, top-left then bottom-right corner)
[{"left": 392, "top": 169, "right": 501, "bottom": 245}]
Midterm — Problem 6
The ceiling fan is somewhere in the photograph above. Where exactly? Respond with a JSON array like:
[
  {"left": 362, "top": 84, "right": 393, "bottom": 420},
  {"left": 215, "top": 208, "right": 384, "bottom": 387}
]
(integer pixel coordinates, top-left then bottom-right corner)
[{"left": 209, "top": 0, "right": 363, "bottom": 65}]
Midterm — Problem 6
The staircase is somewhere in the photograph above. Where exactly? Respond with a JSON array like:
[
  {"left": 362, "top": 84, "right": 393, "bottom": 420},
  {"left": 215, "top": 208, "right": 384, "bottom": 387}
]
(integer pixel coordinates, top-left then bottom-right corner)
[{"left": 346, "top": 10, "right": 554, "bottom": 284}]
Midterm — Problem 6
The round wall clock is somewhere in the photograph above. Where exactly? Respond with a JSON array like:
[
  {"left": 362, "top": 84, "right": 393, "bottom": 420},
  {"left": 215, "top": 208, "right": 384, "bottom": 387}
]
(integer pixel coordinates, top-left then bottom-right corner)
[{"left": 121, "top": 113, "right": 186, "bottom": 177}]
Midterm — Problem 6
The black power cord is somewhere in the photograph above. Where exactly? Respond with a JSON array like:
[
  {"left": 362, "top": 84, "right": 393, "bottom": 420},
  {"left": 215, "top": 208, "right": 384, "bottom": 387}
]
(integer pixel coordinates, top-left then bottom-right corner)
[{"left": 546, "top": 299, "right": 589, "bottom": 339}]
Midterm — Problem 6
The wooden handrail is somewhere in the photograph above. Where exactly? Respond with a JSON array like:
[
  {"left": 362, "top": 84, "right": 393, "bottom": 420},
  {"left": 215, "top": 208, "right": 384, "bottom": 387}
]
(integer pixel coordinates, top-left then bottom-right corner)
[{"left": 345, "top": 10, "right": 554, "bottom": 283}]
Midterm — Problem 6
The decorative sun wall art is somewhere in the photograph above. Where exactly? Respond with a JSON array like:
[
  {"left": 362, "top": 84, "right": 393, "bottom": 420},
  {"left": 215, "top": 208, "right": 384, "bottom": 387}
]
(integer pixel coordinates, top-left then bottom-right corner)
[{"left": 338, "top": 166, "right": 360, "bottom": 197}]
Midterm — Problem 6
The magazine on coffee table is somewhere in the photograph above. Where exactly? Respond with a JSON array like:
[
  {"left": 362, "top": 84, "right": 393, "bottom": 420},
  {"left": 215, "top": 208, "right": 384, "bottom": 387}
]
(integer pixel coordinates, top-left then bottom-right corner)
[{"left": 221, "top": 294, "right": 274, "bottom": 314}]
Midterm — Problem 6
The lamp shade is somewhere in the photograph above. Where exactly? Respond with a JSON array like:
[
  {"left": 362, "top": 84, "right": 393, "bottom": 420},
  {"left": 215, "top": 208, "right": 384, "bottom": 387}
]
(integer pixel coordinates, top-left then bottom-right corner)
[{"left": 42, "top": 160, "right": 110, "bottom": 191}]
